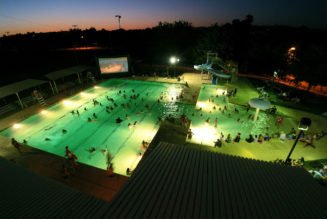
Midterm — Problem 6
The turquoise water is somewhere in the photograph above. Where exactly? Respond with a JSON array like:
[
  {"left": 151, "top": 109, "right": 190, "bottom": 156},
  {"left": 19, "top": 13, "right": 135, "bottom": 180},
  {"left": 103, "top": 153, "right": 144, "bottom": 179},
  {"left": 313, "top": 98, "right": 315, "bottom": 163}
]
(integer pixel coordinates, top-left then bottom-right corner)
[
  {"left": 1, "top": 80, "right": 295, "bottom": 174},
  {"left": 0, "top": 79, "right": 194, "bottom": 175},
  {"left": 188, "top": 84, "right": 295, "bottom": 146}
]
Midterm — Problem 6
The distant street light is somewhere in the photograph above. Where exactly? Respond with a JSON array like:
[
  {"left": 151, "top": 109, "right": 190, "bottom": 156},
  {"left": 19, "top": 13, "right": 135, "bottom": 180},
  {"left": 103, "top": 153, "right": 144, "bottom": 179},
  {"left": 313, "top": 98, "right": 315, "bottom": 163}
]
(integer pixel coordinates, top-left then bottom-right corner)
[
  {"left": 273, "top": 70, "right": 278, "bottom": 82},
  {"left": 169, "top": 56, "right": 180, "bottom": 77},
  {"left": 287, "top": 46, "right": 297, "bottom": 64},
  {"left": 273, "top": 71, "right": 278, "bottom": 78},
  {"left": 285, "top": 117, "right": 311, "bottom": 164},
  {"left": 289, "top": 47, "right": 296, "bottom": 51}
]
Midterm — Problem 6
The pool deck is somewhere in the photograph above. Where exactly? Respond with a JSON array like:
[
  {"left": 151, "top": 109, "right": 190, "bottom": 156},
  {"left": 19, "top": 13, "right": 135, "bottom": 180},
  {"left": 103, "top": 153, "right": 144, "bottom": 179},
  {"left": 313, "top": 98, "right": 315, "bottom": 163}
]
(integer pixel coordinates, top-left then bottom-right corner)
[{"left": 1, "top": 73, "right": 326, "bottom": 201}]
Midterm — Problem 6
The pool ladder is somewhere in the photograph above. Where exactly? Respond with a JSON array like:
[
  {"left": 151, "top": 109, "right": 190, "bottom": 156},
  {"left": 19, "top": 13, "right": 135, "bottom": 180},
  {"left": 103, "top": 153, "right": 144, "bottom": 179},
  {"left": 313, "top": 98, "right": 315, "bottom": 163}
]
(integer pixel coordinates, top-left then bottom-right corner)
[{"left": 36, "top": 94, "right": 47, "bottom": 106}]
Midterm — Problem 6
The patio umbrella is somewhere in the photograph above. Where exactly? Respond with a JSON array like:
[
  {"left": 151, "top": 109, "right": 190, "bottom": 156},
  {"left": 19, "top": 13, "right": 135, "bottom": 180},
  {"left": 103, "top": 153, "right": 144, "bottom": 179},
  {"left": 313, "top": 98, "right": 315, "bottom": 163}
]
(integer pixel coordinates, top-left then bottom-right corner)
[{"left": 248, "top": 98, "right": 271, "bottom": 121}]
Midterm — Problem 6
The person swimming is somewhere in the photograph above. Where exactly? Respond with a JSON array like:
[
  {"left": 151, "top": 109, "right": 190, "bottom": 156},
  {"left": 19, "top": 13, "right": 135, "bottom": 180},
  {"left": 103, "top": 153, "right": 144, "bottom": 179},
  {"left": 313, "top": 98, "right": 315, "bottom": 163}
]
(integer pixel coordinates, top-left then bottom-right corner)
[
  {"left": 88, "top": 147, "right": 96, "bottom": 153},
  {"left": 101, "top": 148, "right": 108, "bottom": 155},
  {"left": 116, "top": 117, "right": 123, "bottom": 124}
]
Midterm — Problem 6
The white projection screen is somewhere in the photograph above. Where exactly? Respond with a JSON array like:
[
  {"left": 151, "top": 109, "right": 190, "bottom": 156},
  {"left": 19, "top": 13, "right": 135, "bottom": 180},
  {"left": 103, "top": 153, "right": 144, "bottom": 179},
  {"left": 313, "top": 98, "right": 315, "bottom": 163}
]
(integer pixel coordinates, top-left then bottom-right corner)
[{"left": 98, "top": 57, "right": 129, "bottom": 74}]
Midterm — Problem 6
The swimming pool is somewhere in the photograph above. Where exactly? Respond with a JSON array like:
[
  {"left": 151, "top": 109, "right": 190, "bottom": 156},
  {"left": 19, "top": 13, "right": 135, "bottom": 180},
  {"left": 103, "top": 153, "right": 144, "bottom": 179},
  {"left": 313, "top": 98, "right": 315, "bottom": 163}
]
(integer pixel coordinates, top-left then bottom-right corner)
[
  {"left": 0, "top": 79, "right": 194, "bottom": 175},
  {"left": 1, "top": 80, "right": 296, "bottom": 174},
  {"left": 187, "top": 84, "right": 294, "bottom": 146}
]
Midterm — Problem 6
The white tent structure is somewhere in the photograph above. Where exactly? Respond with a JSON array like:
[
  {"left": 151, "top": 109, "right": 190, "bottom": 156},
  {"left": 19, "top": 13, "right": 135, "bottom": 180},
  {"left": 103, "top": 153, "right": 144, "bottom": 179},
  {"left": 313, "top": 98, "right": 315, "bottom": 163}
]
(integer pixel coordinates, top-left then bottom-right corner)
[
  {"left": 44, "top": 65, "right": 92, "bottom": 94},
  {"left": 0, "top": 79, "right": 48, "bottom": 109}
]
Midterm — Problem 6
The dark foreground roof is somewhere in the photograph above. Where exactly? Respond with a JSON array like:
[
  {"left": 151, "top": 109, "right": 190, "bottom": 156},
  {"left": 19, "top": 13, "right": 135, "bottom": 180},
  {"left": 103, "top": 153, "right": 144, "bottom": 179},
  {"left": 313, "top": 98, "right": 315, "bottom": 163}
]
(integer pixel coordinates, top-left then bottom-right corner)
[
  {"left": 1, "top": 143, "right": 327, "bottom": 218},
  {"left": 0, "top": 158, "right": 106, "bottom": 218},
  {"left": 99, "top": 142, "right": 327, "bottom": 218}
]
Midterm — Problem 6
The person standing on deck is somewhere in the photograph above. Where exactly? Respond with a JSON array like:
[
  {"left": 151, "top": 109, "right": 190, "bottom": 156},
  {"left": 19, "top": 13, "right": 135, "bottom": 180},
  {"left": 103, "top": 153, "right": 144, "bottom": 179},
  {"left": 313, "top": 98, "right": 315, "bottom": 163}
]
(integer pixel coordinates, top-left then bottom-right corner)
[
  {"left": 11, "top": 138, "right": 21, "bottom": 153},
  {"left": 214, "top": 118, "right": 218, "bottom": 128}
]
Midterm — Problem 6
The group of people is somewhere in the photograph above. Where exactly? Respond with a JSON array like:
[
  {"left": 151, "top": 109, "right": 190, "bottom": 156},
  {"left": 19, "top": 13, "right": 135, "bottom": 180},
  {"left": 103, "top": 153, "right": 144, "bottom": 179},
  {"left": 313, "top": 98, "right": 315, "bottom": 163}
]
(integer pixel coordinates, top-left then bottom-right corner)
[
  {"left": 308, "top": 163, "right": 327, "bottom": 185},
  {"left": 245, "top": 133, "right": 271, "bottom": 143},
  {"left": 185, "top": 87, "right": 290, "bottom": 148},
  {"left": 212, "top": 131, "right": 274, "bottom": 147},
  {"left": 62, "top": 85, "right": 175, "bottom": 177},
  {"left": 226, "top": 88, "right": 238, "bottom": 97}
]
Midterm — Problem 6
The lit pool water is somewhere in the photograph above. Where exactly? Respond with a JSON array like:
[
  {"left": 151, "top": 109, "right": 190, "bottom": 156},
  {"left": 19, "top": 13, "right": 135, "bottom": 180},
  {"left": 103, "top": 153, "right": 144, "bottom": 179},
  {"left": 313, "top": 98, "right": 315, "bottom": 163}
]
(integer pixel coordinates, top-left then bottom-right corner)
[
  {"left": 0, "top": 79, "right": 194, "bottom": 175},
  {"left": 188, "top": 84, "right": 294, "bottom": 146},
  {"left": 1, "top": 81, "right": 295, "bottom": 173}
]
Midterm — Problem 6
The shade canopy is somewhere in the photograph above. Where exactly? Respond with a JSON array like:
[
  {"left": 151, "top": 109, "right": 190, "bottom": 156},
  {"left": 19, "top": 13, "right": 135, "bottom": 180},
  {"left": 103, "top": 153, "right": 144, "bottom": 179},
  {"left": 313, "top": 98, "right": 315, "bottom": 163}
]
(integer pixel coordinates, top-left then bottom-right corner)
[
  {"left": 0, "top": 79, "right": 48, "bottom": 99},
  {"left": 44, "top": 65, "right": 92, "bottom": 80},
  {"left": 248, "top": 98, "right": 271, "bottom": 110}
]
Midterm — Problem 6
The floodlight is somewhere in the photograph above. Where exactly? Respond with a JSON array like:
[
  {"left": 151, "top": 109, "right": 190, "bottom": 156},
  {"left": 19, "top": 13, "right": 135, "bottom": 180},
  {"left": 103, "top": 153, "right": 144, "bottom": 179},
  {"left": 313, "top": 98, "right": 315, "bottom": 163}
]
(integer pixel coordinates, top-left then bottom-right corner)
[
  {"left": 298, "top": 117, "right": 311, "bottom": 131},
  {"left": 170, "top": 56, "right": 177, "bottom": 64},
  {"left": 13, "top": 123, "right": 22, "bottom": 129},
  {"left": 285, "top": 117, "right": 311, "bottom": 163}
]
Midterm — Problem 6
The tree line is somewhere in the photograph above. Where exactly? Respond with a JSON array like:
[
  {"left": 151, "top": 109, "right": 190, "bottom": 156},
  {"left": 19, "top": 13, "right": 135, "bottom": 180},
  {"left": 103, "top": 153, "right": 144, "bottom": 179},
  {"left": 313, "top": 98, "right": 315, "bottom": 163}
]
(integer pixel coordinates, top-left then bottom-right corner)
[{"left": 1, "top": 15, "right": 326, "bottom": 86}]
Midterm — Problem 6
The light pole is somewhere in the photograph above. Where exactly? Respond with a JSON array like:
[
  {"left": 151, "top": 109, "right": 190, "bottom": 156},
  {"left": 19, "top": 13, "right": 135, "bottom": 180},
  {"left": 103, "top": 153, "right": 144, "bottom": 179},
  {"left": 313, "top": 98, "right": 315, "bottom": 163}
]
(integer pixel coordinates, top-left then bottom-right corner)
[
  {"left": 285, "top": 117, "right": 311, "bottom": 164},
  {"left": 287, "top": 46, "right": 296, "bottom": 65},
  {"left": 115, "top": 15, "right": 122, "bottom": 29},
  {"left": 169, "top": 56, "right": 179, "bottom": 78}
]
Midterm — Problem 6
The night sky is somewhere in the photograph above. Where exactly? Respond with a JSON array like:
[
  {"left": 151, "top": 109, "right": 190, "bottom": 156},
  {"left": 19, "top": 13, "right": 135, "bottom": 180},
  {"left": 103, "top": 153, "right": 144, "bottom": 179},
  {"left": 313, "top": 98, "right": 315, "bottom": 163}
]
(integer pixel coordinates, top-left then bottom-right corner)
[{"left": 1, "top": 0, "right": 326, "bottom": 35}]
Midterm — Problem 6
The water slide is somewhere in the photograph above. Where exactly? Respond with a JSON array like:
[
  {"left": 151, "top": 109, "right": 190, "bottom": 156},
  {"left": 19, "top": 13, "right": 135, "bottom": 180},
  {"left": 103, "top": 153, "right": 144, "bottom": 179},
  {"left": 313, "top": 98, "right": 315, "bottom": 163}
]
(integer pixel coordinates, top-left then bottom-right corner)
[{"left": 194, "top": 63, "right": 232, "bottom": 79}]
